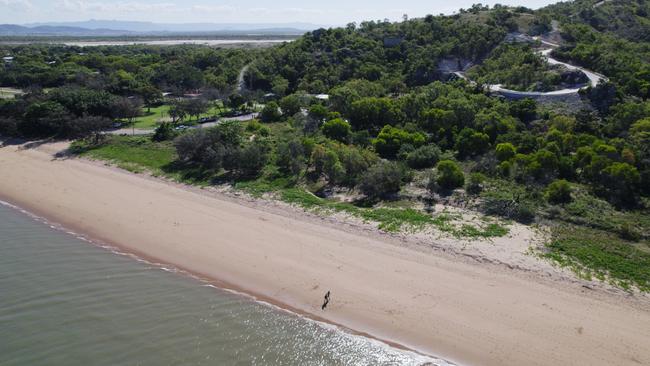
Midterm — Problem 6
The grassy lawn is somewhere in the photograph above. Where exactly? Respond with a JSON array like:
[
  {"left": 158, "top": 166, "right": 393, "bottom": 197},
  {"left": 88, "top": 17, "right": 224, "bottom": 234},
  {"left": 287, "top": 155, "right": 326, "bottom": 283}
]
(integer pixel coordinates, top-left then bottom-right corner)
[
  {"left": 131, "top": 102, "right": 232, "bottom": 129},
  {"left": 72, "top": 136, "right": 176, "bottom": 174},
  {"left": 132, "top": 105, "right": 171, "bottom": 129}
]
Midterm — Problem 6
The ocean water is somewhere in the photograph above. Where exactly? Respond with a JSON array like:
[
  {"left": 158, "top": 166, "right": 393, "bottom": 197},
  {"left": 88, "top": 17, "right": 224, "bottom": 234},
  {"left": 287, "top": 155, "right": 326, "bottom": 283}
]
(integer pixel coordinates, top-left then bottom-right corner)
[{"left": 0, "top": 203, "right": 450, "bottom": 366}]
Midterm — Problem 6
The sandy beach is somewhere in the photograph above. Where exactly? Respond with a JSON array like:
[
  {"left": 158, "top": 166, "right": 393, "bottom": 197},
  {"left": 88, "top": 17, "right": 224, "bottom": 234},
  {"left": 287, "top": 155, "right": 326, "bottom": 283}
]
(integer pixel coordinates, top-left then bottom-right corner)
[{"left": 1, "top": 141, "right": 649, "bottom": 366}]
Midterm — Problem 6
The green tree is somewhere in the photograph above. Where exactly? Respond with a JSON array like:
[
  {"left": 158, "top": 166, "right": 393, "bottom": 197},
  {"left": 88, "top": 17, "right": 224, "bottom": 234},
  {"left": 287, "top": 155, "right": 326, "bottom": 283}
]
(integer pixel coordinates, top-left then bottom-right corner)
[
  {"left": 373, "top": 125, "right": 426, "bottom": 159},
  {"left": 136, "top": 85, "right": 162, "bottom": 113},
  {"left": 111, "top": 97, "right": 143, "bottom": 125},
  {"left": 420, "top": 108, "right": 455, "bottom": 133},
  {"left": 349, "top": 97, "right": 402, "bottom": 131},
  {"left": 455, "top": 128, "right": 490, "bottom": 159},
  {"left": 21, "top": 100, "right": 73, "bottom": 137},
  {"left": 279, "top": 94, "right": 303, "bottom": 117},
  {"left": 406, "top": 144, "right": 441, "bottom": 169},
  {"left": 308, "top": 104, "right": 329, "bottom": 122},
  {"left": 260, "top": 101, "right": 282, "bottom": 122},
  {"left": 321, "top": 118, "right": 352, "bottom": 142}
]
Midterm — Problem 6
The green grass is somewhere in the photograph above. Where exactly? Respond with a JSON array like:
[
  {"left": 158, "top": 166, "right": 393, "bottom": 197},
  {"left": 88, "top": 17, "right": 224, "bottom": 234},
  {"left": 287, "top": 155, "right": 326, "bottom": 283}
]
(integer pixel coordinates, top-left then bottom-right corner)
[
  {"left": 550, "top": 190, "right": 650, "bottom": 241},
  {"left": 132, "top": 105, "right": 171, "bottom": 128},
  {"left": 544, "top": 225, "right": 650, "bottom": 292},
  {"left": 73, "top": 135, "right": 224, "bottom": 185},
  {"left": 72, "top": 136, "right": 176, "bottom": 173}
]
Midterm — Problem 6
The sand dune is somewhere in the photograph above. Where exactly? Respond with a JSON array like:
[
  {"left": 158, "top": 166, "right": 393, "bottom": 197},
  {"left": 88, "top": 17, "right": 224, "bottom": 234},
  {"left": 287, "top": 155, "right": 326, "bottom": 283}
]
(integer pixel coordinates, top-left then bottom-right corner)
[{"left": 1, "top": 141, "right": 649, "bottom": 366}]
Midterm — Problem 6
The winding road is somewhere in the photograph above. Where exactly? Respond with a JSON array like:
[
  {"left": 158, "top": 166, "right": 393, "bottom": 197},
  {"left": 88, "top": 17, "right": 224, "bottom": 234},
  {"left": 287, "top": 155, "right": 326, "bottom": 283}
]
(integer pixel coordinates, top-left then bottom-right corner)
[
  {"left": 237, "top": 64, "right": 250, "bottom": 93},
  {"left": 486, "top": 48, "right": 608, "bottom": 98},
  {"left": 452, "top": 33, "right": 608, "bottom": 100}
]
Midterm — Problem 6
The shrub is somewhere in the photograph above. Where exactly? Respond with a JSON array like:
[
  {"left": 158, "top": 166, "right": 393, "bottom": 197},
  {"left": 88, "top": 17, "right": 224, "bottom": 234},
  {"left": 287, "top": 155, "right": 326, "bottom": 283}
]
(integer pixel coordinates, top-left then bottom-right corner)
[
  {"left": 246, "top": 119, "right": 262, "bottom": 132},
  {"left": 352, "top": 130, "right": 371, "bottom": 147},
  {"left": 321, "top": 118, "right": 352, "bottom": 142},
  {"left": 619, "top": 223, "right": 641, "bottom": 242},
  {"left": 260, "top": 101, "right": 282, "bottom": 122},
  {"left": 276, "top": 139, "right": 306, "bottom": 176},
  {"left": 482, "top": 189, "right": 536, "bottom": 224},
  {"left": 545, "top": 179, "right": 572, "bottom": 204},
  {"left": 599, "top": 162, "right": 641, "bottom": 206},
  {"left": 455, "top": 128, "right": 490, "bottom": 159},
  {"left": 359, "top": 161, "right": 407, "bottom": 199},
  {"left": 310, "top": 145, "right": 344, "bottom": 184},
  {"left": 173, "top": 121, "right": 244, "bottom": 171},
  {"left": 436, "top": 160, "right": 465, "bottom": 190},
  {"left": 406, "top": 144, "right": 442, "bottom": 169},
  {"left": 0, "top": 117, "right": 18, "bottom": 136},
  {"left": 174, "top": 128, "right": 211, "bottom": 163},
  {"left": 152, "top": 122, "right": 177, "bottom": 142},
  {"left": 235, "top": 142, "right": 269, "bottom": 178},
  {"left": 373, "top": 125, "right": 426, "bottom": 158},
  {"left": 308, "top": 104, "right": 329, "bottom": 122},
  {"left": 336, "top": 144, "right": 378, "bottom": 186},
  {"left": 466, "top": 172, "right": 487, "bottom": 195},
  {"left": 495, "top": 142, "right": 516, "bottom": 161},
  {"left": 497, "top": 160, "right": 513, "bottom": 178}
]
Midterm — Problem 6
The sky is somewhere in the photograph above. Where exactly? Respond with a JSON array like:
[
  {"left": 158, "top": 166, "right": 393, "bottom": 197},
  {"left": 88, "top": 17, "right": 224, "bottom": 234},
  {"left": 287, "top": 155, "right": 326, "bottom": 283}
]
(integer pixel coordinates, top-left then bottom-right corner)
[{"left": 1, "top": 0, "right": 559, "bottom": 25}]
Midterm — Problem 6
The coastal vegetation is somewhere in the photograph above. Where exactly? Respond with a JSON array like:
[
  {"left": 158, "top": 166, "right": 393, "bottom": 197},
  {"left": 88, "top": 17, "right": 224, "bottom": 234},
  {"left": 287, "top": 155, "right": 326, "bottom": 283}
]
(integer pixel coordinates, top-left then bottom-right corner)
[{"left": 2, "top": 0, "right": 650, "bottom": 291}]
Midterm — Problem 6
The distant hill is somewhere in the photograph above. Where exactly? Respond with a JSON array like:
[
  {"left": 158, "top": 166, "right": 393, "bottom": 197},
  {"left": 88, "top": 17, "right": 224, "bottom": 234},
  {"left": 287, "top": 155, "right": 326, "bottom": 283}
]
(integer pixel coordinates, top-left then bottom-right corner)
[
  {"left": 13, "top": 20, "right": 324, "bottom": 36},
  {"left": 0, "top": 24, "right": 133, "bottom": 36}
]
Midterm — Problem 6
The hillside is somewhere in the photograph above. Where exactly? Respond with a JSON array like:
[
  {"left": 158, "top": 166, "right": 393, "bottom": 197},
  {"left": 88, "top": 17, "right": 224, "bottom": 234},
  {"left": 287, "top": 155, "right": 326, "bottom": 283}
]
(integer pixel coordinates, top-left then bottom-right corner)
[{"left": 542, "top": 0, "right": 650, "bottom": 41}]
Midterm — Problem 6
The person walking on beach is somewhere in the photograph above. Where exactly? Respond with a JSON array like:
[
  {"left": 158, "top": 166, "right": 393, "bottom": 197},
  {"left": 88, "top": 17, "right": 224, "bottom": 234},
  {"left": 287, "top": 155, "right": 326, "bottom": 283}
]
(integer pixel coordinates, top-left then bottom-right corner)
[{"left": 322, "top": 291, "right": 331, "bottom": 310}]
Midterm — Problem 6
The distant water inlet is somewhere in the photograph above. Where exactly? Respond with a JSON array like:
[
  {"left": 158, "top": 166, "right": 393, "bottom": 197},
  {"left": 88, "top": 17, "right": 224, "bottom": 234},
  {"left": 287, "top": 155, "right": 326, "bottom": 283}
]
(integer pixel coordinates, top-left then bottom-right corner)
[
  {"left": 0, "top": 202, "right": 451, "bottom": 366},
  {"left": 56, "top": 39, "right": 291, "bottom": 47}
]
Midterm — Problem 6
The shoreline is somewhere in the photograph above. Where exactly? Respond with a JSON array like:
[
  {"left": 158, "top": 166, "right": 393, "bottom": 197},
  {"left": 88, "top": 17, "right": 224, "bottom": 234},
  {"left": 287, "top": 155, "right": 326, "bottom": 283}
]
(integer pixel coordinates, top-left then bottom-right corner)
[
  {"left": 1, "top": 141, "right": 649, "bottom": 366},
  {"left": 0, "top": 198, "right": 446, "bottom": 365}
]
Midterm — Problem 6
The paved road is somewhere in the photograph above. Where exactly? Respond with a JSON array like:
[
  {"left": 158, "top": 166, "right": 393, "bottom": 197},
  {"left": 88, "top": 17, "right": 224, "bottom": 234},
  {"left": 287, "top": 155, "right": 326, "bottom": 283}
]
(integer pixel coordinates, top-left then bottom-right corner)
[
  {"left": 237, "top": 65, "right": 250, "bottom": 93},
  {"left": 486, "top": 48, "right": 608, "bottom": 98}
]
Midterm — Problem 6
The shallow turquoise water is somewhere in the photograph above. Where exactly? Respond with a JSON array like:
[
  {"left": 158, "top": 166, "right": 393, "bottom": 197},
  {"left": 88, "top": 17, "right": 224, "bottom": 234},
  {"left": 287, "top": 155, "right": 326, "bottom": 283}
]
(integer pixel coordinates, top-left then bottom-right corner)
[{"left": 0, "top": 203, "right": 450, "bottom": 366}]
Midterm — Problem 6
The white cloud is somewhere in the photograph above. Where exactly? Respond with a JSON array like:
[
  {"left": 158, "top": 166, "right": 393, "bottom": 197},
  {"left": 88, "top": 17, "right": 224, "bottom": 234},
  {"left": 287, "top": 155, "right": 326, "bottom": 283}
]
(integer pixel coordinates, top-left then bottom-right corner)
[
  {"left": 187, "top": 5, "right": 332, "bottom": 22},
  {"left": 0, "top": 0, "right": 34, "bottom": 11},
  {"left": 57, "top": 0, "right": 176, "bottom": 14},
  {"left": 191, "top": 4, "right": 236, "bottom": 14}
]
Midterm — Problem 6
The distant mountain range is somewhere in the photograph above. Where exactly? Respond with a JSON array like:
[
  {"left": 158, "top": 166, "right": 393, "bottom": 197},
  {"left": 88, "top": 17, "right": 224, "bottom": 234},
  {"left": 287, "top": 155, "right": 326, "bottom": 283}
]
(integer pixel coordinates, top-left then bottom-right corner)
[{"left": 0, "top": 20, "right": 324, "bottom": 37}]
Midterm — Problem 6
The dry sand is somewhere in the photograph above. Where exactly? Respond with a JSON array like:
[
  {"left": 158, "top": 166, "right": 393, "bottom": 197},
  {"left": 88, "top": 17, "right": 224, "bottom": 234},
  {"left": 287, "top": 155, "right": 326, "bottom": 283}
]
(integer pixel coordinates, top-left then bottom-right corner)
[{"left": 1, "top": 141, "right": 649, "bottom": 366}]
